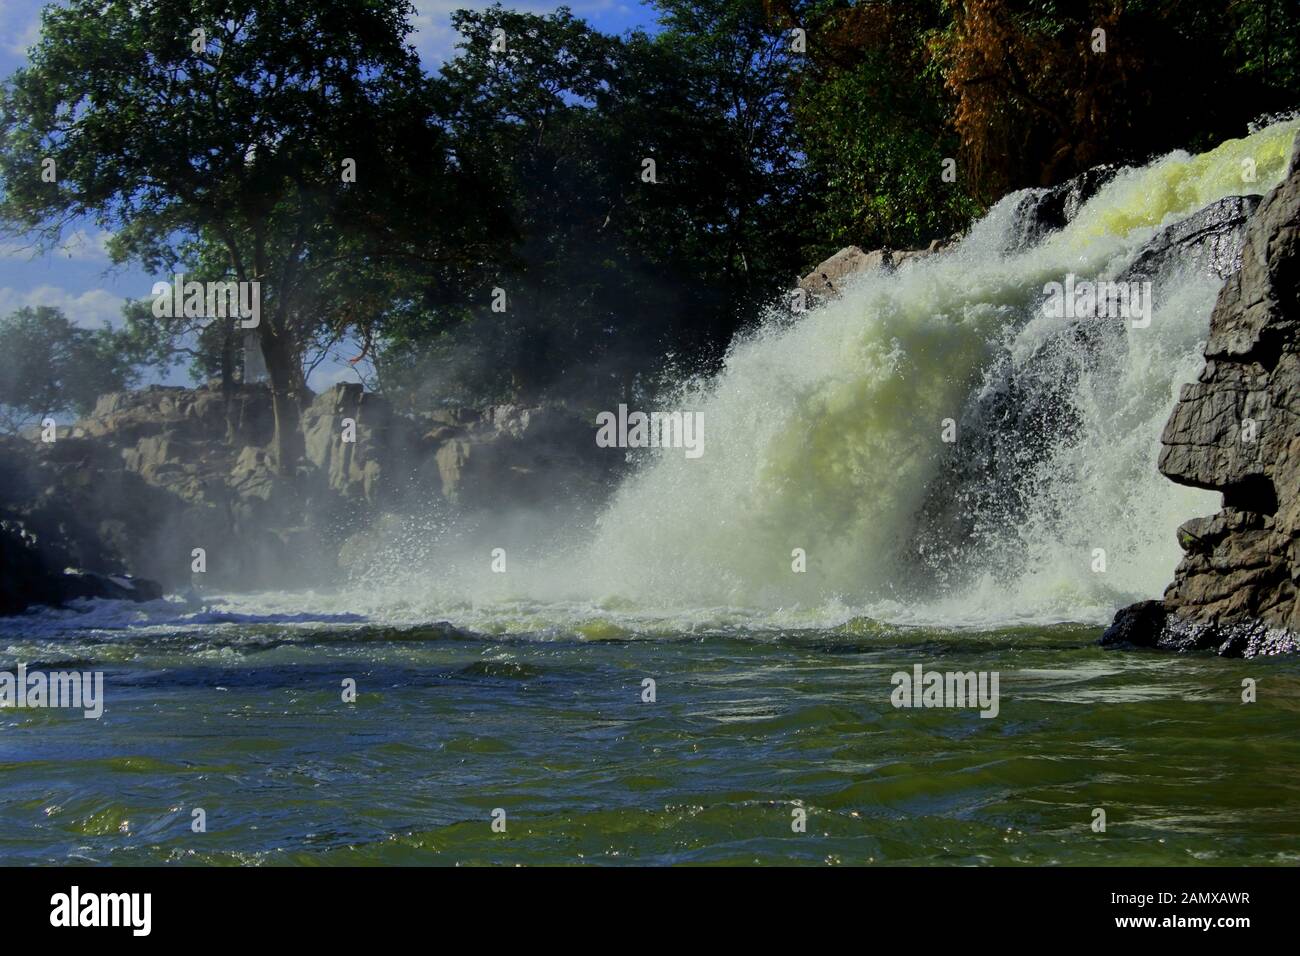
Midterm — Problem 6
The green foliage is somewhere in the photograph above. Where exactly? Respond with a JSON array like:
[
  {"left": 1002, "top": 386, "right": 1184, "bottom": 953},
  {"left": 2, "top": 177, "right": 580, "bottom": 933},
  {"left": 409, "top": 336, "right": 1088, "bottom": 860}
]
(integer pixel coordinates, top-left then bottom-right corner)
[
  {"left": 773, "top": 0, "right": 976, "bottom": 252},
  {"left": 379, "top": 2, "right": 815, "bottom": 409},
  {"left": 2, "top": 0, "right": 1298, "bottom": 423},
  {"left": 0, "top": 307, "right": 142, "bottom": 430}
]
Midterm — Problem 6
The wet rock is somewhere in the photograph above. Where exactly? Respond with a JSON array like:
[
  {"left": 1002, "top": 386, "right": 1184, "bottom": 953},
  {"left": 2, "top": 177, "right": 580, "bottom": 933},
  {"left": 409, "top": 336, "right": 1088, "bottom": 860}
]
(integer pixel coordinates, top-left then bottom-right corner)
[
  {"left": 0, "top": 518, "right": 162, "bottom": 614},
  {"left": 1099, "top": 600, "right": 1167, "bottom": 649},
  {"left": 0, "top": 519, "right": 60, "bottom": 614},
  {"left": 1103, "top": 132, "right": 1300, "bottom": 655},
  {"left": 1121, "top": 195, "right": 1262, "bottom": 284},
  {"left": 1010, "top": 164, "right": 1119, "bottom": 249},
  {"left": 797, "top": 238, "right": 953, "bottom": 300}
]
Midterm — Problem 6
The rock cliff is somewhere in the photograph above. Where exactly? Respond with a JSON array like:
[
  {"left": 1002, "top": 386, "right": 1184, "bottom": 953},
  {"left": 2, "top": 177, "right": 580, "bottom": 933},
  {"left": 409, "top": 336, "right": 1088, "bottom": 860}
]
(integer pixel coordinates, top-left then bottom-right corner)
[
  {"left": 1, "top": 382, "right": 620, "bottom": 612},
  {"left": 1103, "top": 135, "right": 1300, "bottom": 656}
]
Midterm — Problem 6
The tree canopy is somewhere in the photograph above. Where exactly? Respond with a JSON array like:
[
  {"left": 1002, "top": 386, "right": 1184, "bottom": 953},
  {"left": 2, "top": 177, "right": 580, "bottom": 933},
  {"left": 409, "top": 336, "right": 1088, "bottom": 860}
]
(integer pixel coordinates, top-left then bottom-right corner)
[{"left": 1, "top": 0, "right": 1297, "bottom": 441}]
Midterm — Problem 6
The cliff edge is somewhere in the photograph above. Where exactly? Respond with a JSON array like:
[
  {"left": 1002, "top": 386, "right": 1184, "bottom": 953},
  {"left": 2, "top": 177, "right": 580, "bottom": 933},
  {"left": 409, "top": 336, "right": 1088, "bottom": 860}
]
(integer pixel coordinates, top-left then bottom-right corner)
[{"left": 1104, "top": 134, "right": 1300, "bottom": 656}]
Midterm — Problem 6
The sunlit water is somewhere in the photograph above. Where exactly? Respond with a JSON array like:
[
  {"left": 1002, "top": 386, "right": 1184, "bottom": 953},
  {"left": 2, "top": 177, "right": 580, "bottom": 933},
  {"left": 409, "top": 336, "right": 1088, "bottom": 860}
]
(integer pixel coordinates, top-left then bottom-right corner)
[{"left": 5, "top": 120, "right": 1300, "bottom": 865}]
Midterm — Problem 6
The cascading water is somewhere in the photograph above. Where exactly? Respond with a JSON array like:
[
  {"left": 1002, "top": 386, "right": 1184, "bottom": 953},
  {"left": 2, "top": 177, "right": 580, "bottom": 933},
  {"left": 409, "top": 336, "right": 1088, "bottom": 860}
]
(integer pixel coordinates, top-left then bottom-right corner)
[{"left": 566, "top": 117, "right": 1300, "bottom": 625}]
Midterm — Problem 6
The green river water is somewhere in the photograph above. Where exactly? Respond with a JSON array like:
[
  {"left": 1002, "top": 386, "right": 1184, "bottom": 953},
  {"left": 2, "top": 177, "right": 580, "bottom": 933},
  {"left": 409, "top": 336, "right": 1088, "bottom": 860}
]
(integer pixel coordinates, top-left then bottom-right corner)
[{"left": 2, "top": 615, "right": 1297, "bottom": 865}]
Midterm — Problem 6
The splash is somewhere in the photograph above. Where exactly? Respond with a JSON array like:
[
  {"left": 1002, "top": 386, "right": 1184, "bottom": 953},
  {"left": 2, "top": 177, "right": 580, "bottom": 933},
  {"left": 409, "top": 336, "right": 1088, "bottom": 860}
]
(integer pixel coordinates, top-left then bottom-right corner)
[{"left": 569, "top": 118, "right": 1299, "bottom": 624}]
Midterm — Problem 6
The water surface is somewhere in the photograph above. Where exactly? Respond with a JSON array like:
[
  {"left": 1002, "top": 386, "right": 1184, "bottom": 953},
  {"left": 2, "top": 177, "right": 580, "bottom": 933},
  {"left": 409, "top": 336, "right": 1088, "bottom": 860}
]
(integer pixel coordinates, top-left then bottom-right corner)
[{"left": 3, "top": 608, "right": 1297, "bottom": 865}]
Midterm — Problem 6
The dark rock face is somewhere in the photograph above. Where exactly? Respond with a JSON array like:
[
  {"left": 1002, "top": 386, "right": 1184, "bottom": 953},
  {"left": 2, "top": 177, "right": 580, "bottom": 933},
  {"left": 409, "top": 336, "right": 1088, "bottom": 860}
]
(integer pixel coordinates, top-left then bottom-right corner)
[
  {"left": 1099, "top": 600, "right": 1166, "bottom": 649},
  {"left": 0, "top": 520, "right": 60, "bottom": 615},
  {"left": 1009, "top": 164, "right": 1119, "bottom": 249},
  {"left": 0, "top": 518, "right": 162, "bottom": 615},
  {"left": 1121, "top": 195, "right": 1262, "bottom": 284},
  {"left": 1106, "top": 135, "right": 1300, "bottom": 656}
]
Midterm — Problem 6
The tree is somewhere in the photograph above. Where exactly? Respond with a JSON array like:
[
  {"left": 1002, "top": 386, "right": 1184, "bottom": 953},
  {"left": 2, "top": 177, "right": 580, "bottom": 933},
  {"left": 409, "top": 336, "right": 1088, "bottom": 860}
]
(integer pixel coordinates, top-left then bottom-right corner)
[
  {"left": 379, "top": 3, "right": 815, "bottom": 410},
  {"left": 0, "top": 307, "right": 140, "bottom": 432},
  {"left": 766, "top": 0, "right": 977, "bottom": 250},
  {"left": 933, "top": 0, "right": 1300, "bottom": 201},
  {"left": 0, "top": 0, "right": 493, "bottom": 473}
]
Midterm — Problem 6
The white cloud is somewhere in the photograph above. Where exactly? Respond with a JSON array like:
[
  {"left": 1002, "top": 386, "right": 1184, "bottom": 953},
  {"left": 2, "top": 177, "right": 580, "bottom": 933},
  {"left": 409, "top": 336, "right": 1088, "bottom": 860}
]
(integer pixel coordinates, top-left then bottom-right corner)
[
  {"left": 0, "top": 229, "right": 113, "bottom": 263},
  {"left": 0, "top": 284, "right": 126, "bottom": 329},
  {"left": 54, "top": 228, "right": 113, "bottom": 262},
  {"left": 308, "top": 361, "right": 365, "bottom": 391},
  {"left": 408, "top": 0, "right": 491, "bottom": 64}
]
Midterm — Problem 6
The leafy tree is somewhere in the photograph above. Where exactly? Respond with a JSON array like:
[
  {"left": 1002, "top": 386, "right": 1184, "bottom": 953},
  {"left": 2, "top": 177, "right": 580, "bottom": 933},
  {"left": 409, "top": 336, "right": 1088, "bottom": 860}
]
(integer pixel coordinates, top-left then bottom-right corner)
[
  {"left": 767, "top": 0, "right": 978, "bottom": 250},
  {"left": 0, "top": 0, "right": 495, "bottom": 472},
  {"left": 380, "top": 3, "right": 814, "bottom": 410},
  {"left": 0, "top": 306, "right": 141, "bottom": 432},
  {"left": 933, "top": 0, "right": 1300, "bottom": 201}
]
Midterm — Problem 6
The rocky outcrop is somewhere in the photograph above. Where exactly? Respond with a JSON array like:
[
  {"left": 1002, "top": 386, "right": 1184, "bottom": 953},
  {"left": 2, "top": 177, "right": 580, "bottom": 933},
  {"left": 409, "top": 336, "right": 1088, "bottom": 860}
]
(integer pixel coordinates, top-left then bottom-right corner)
[
  {"left": 1103, "top": 135, "right": 1300, "bottom": 656},
  {"left": 428, "top": 403, "right": 621, "bottom": 510},
  {"left": 798, "top": 235, "right": 958, "bottom": 299},
  {"left": 1, "top": 380, "right": 623, "bottom": 612},
  {"left": 0, "top": 518, "right": 160, "bottom": 615},
  {"left": 301, "top": 383, "right": 432, "bottom": 505},
  {"left": 1009, "top": 164, "right": 1118, "bottom": 249}
]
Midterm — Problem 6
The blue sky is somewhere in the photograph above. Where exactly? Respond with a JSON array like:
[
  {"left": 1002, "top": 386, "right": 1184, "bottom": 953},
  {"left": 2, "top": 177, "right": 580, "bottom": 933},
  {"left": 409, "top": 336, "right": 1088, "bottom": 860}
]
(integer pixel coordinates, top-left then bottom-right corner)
[{"left": 0, "top": 0, "right": 660, "bottom": 388}]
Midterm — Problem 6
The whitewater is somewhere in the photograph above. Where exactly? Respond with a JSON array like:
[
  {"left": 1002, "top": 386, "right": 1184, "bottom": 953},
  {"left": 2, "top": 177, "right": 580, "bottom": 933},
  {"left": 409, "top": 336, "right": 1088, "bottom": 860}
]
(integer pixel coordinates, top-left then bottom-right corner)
[{"left": 7, "top": 117, "right": 1300, "bottom": 640}]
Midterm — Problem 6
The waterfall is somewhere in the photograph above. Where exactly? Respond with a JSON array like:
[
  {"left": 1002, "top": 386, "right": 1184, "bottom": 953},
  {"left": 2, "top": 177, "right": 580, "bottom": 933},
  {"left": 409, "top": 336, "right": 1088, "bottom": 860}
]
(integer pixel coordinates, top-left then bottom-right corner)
[{"left": 571, "top": 118, "right": 1300, "bottom": 626}]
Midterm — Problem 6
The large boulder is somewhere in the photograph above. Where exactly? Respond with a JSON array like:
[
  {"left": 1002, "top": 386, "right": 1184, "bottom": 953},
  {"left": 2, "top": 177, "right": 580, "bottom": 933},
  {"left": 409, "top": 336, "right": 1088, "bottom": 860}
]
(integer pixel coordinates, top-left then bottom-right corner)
[
  {"left": 1009, "top": 164, "right": 1119, "bottom": 249},
  {"left": 798, "top": 246, "right": 894, "bottom": 298},
  {"left": 797, "top": 236, "right": 956, "bottom": 301},
  {"left": 1106, "top": 134, "right": 1300, "bottom": 656},
  {"left": 1121, "top": 195, "right": 1262, "bottom": 284}
]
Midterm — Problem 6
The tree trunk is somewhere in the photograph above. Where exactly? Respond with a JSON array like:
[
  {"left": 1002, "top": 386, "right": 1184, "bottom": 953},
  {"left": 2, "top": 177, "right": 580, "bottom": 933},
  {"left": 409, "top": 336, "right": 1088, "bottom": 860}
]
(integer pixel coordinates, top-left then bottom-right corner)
[
  {"left": 258, "top": 324, "right": 305, "bottom": 476},
  {"left": 220, "top": 322, "right": 237, "bottom": 444}
]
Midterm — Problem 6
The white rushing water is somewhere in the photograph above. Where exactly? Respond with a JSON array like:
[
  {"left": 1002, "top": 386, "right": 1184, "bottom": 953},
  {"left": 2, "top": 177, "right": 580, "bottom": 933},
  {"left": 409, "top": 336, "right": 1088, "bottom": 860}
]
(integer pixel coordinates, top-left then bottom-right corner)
[
  {"left": 7, "top": 119, "right": 1299, "bottom": 639},
  {"left": 564, "top": 118, "right": 1300, "bottom": 625}
]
